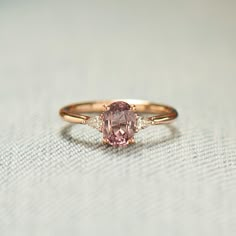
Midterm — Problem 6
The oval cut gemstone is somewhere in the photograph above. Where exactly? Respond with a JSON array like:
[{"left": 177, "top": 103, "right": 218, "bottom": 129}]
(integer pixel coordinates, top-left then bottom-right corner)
[{"left": 101, "top": 101, "right": 137, "bottom": 146}]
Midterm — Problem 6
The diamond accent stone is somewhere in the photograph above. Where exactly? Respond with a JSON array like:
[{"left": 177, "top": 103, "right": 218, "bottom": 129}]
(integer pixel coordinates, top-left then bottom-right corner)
[
  {"left": 87, "top": 116, "right": 103, "bottom": 130},
  {"left": 136, "top": 116, "right": 152, "bottom": 131}
]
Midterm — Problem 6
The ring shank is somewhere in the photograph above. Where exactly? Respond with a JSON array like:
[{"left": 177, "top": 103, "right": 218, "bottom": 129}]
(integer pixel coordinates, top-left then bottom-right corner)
[{"left": 59, "top": 100, "right": 178, "bottom": 125}]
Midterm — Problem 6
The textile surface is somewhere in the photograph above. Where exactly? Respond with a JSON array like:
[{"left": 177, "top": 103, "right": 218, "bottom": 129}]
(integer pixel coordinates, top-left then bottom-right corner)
[{"left": 0, "top": 0, "right": 236, "bottom": 235}]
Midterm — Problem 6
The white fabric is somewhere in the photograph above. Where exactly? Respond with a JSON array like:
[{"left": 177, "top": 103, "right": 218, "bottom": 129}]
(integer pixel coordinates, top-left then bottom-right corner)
[{"left": 0, "top": 0, "right": 236, "bottom": 235}]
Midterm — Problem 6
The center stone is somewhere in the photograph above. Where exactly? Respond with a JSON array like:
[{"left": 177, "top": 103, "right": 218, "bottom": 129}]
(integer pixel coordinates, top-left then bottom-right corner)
[{"left": 101, "top": 101, "right": 137, "bottom": 146}]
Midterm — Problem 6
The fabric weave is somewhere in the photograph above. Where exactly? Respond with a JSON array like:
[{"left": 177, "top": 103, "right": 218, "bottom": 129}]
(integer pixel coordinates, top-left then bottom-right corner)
[{"left": 0, "top": 1, "right": 236, "bottom": 235}]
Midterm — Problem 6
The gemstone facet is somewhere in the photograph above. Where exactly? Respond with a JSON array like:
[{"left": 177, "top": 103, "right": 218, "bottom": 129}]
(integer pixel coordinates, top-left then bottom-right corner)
[{"left": 101, "top": 101, "right": 137, "bottom": 146}]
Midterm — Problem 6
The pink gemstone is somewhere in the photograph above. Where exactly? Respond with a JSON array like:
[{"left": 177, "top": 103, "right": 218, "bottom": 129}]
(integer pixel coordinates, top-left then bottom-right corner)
[{"left": 102, "top": 101, "right": 137, "bottom": 146}]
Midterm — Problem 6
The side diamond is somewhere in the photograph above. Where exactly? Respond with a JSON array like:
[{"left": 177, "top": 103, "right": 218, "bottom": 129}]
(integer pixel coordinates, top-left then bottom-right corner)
[
  {"left": 87, "top": 116, "right": 103, "bottom": 131},
  {"left": 136, "top": 116, "right": 152, "bottom": 131}
]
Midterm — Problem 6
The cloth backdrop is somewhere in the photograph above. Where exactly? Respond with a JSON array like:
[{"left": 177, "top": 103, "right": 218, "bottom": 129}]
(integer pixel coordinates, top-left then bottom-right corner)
[{"left": 0, "top": 0, "right": 236, "bottom": 235}]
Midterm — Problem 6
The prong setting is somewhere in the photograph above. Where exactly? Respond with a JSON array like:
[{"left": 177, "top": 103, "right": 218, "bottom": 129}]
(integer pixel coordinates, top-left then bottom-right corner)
[
  {"left": 130, "top": 104, "right": 136, "bottom": 111},
  {"left": 103, "top": 138, "right": 109, "bottom": 144},
  {"left": 128, "top": 138, "right": 135, "bottom": 144},
  {"left": 88, "top": 102, "right": 153, "bottom": 146},
  {"left": 100, "top": 101, "right": 137, "bottom": 146},
  {"left": 103, "top": 104, "right": 110, "bottom": 111}
]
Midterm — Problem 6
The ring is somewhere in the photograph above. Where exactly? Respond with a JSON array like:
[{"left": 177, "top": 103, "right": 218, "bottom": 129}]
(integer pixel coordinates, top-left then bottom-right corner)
[{"left": 59, "top": 100, "right": 178, "bottom": 147}]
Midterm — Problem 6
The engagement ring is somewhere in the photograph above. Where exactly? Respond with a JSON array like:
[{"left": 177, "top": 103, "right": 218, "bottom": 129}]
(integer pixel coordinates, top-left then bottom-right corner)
[{"left": 59, "top": 100, "right": 178, "bottom": 147}]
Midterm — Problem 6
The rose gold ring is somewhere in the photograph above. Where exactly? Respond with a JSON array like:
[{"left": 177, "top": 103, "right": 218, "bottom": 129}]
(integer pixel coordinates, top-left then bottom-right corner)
[{"left": 59, "top": 100, "right": 178, "bottom": 147}]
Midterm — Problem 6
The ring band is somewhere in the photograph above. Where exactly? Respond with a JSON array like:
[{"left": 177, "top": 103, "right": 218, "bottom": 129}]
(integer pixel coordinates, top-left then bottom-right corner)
[{"left": 59, "top": 99, "right": 178, "bottom": 146}]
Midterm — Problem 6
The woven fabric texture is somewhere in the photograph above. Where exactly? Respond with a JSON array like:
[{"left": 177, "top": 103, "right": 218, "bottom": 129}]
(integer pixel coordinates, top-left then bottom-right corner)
[{"left": 0, "top": 1, "right": 236, "bottom": 235}]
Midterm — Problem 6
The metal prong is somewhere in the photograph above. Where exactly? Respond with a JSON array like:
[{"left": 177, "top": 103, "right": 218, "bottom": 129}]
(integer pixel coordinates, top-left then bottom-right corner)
[
  {"left": 102, "top": 138, "right": 109, "bottom": 145},
  {"left": 130, "top": 104, "right": 136, "bottom": 111},
  {"left": 128, "top": 138, "right": 135, "bottom": 144},
  {"left": 103, "top": 104, "right": 109, "bottom": 111}
]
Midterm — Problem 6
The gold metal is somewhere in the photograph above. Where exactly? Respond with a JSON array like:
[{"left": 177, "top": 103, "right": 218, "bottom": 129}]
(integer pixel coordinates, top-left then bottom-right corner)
[
  {"left": 103, "top": 104, "right": 109, "bottom": 111},
  {"left": 128, "top": 138, "right": 135, "bottom": 144},
  {"left": 103, "top": 138, "right": 109, "bottom": 144},
  {"left": 59, "top": 99, "right": 178, "bottom": 125},
  {"left": 130, "top": 104, "right": 136, "bottom": 111}
]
